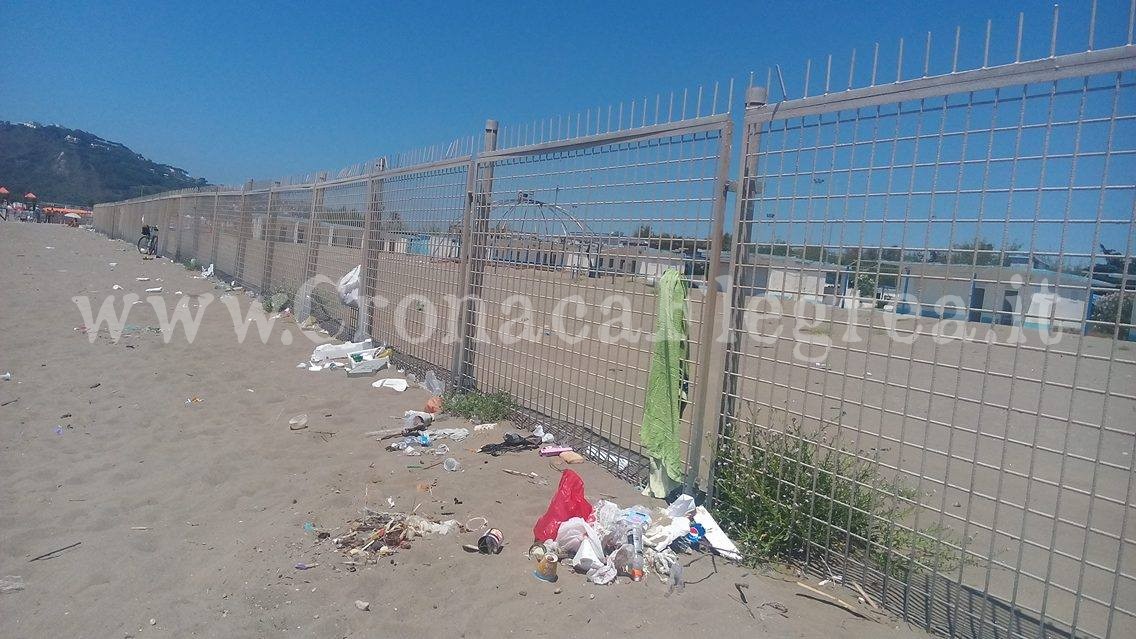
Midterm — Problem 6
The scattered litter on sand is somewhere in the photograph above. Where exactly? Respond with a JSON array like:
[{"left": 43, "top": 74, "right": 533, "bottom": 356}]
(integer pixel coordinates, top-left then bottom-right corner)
[
  {"left": 513, "top": 470, "right": 743, "bottom": 591},
  {"left": 311, "top": 339, "right": 373, "bottom": 363},
  {"left": 372, "top": 378, "right": 408, "bottom": 392},
  {"left": 479, "top": 433, "right": 541, "bottom": 456},
  {"left": 559, "top": 451, "right": 584, "bottom": 464},
  {"left": 329, "top": 508, "right": 465, "bottom": 562}
]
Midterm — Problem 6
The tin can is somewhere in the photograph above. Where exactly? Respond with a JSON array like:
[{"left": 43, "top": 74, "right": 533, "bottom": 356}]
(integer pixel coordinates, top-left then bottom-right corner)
[
  {"left": 478, "top": 528, "right": 504, "bottom": 554},
  {"left": 533, "top": 553, "right": 559, "bottom": 582}
]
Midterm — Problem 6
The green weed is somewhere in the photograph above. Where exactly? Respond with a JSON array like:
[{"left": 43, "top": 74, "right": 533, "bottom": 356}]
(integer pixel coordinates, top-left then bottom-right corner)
[
  {"left": 713, "top": 407, "right": 963, "bottom": 578},
  {"left": 442, "top": 390, "right": 516, "bottom": 422}
]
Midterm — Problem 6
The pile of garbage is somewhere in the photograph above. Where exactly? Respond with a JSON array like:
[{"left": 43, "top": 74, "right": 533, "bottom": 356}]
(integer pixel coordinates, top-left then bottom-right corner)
[
  {"left": 301, "top": 338, "right": 392, "bottom": 376},
  {"left": 332, "top": 508, "right": 468, "bottom": 562},
  {"left": 527, "top": 470, "right": 741, "bottom": 587}
]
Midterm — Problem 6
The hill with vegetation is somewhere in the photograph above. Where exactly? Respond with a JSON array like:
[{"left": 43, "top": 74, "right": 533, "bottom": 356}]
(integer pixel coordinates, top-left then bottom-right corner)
[{"left": 0, "top": 121, "right": 207, "bottom": 206}]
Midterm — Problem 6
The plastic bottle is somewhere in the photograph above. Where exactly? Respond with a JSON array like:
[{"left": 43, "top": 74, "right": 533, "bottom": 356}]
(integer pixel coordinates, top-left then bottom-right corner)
[{"left": 629, "top": 526, "right": 645, "bottom": 582}]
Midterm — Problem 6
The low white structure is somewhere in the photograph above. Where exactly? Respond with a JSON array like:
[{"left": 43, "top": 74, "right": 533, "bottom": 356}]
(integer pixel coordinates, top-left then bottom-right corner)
[
  {"left": 428, "top": 234, "right": 461, "bottom": 259},
  {"left": 896, "top": 258, "right": 1115, "bottom": 331},
  {"left": 734, "top": 253, "right": 851, "bottom": 304}
]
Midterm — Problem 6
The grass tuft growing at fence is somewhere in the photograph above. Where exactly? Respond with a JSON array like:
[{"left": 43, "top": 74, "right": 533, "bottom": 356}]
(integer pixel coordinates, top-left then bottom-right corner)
[
  {"left": 262, "top": 290, "right": 293, "bottom": 314},
  {"left": 442, "top": 390, "right": 516, "bottom": 423},
  {"left": 713, "top": 412, "right": 962, "bottom": 578}
]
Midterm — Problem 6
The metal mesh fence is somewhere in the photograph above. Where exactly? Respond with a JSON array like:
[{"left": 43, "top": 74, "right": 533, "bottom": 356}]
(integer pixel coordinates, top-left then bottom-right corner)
[
  {"left": 88, "top": 7, "right": 1135, "bottom": 636},
  {"left": 308, "top": 180, "right": 365, "bottom": 336},
  {"left": 212, "top": 194, "right": 241, "bottom": 283},
  {"left": 459, "top": 107, "right": 733, "bottom": 480},
  {"left": 238, "top": 191, "right": 268, "bottom": 289},
  {"left": 715, "top": 18, "right": 1135, "bottom": 639},
  {"left": 367, "top": 155, "right": 472, "bottom": 378},
  {"left": 265, "top": 187, "right": 312, "bottom": 300}
]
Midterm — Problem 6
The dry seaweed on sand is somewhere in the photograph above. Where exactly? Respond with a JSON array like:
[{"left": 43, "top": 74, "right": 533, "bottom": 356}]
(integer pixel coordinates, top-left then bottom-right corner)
[{"left": 330, "top": 508, "right": 467, "bottom": 562}]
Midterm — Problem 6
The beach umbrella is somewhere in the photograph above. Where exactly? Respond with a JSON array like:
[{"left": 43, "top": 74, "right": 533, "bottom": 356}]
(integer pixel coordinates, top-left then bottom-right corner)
[{"left": 63, "top": 212, "right": 83, "bottom": 219}]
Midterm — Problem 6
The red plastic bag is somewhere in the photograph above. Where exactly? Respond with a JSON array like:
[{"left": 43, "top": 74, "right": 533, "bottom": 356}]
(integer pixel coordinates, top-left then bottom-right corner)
[{"left": 533, "top": 470, "right": 593, "bottom": 542}]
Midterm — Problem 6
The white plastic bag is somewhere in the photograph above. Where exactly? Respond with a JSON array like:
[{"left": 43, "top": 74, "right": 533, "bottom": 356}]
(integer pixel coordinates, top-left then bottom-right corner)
[
  {"left": 373, "top": 378, "right": 409, "bottom": 392},
  {"left": 338, "top": 265, "right": 361, "bottom": 308},
  {"left": 666, "top": 494, "right": 697, "bottom": 518},
  {"left": 592, "top": 499, "right": 621, "bottom": 530},
  {"left": 586, "top": 558, "right": 618, "bottom": 585},
  {"left": 556, "top": 517, "right": 602, "bottom": 557},
  {"left": 645, "top": 516, "right": 692, "bottom": 552}
]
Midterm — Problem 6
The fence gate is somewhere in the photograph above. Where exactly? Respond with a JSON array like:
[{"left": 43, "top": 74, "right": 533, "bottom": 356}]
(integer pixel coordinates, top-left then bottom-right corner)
[{"left": 716, "top": 31, "right": 1136, "bottom": 639}]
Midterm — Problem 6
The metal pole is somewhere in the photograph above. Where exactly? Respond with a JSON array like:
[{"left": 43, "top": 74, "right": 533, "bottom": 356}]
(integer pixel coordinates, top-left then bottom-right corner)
[
  {"left": 450, "top": 158, "right": 480, "bottom": 385},
  {"left": 358, "top": 159, "right": 388, "bottom": 342},
  {"left": 452, "top": 119, "right": 498, "bottom": 388},
  {"left": 209, "top": 191, "right": 221, "bottom": 266},
  {"left": 169, "top": 197, "right": 181, "bottom": 263},
  {"left": 303, "top": 173, "right": 327, "bottom": 283},
  {"left": 192, "top": 195, "right": 202, "bottom": 263},
  {"left": 685, "top": 118, "right": 734, "bottom": 495},
  {"left": 261, "top": 184, "right": 277, "bottom": 293},
  {"left": 234, "top": 181, "right": 252, "bottom": 284},
  {"left": 714, "top": 86, "right": 767, "bottom": 496}
]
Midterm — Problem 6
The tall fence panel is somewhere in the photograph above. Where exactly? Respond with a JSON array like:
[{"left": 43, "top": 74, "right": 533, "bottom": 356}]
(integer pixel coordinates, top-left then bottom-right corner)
[
  {"left": 212, "top": 194, "right": 243, "bottom": 283},
  {"left": 715, "top": 35, "right": 1136, "bottom": 639},
  {"left": 365, "top": 151, "right": 474, "bottom": 377},
  {"left": 308, "top": 179, "right": 366, "bottom": 336},
  {"left": 265, "top": 186, "right": 313, "bottom": 300},
  {"left": 455, "top": 100, "right": 735, "bottom": 481}
]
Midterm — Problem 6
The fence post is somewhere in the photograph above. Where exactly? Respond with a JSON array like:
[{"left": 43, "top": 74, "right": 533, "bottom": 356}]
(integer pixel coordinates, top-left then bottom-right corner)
[
  {"left": 191, "top": 195, "right": 201, "bottom": 263},
  {"left": 451, "top": 119, "right": 498, "bottom": 389},
  {"left": 303, "top": 173, "right": 327, "bottom": 283},
  {"left": 685, "top": 118, "right": 734, "bottom": 495},
  {"left": 358, "top": 159, "right": 388, "bottom": 342},
  {"left": 234, "top": 181, "right": 253, "bottom": 284},
  {"left": 209, "top": 191, "right": 221, "bottom": 266},
  {"left": 261, "top": 184, "right": 278, "bottom": 293},
  {"left": 713, "top": 86, "right": 768, "bottom": 495},
  {"left": 169, "top": 197, "right": 181, "bottom": 263}
]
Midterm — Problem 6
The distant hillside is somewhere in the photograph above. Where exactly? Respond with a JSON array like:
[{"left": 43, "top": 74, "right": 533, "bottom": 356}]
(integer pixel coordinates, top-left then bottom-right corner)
[{"left": 0, "top": 121, "right": 208, "bottom": 206}]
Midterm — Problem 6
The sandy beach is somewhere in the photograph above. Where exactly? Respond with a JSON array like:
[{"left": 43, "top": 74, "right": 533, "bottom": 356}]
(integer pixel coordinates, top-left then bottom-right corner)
[{"left": 0, "top": 222, "right": 924, "bottom": 638}]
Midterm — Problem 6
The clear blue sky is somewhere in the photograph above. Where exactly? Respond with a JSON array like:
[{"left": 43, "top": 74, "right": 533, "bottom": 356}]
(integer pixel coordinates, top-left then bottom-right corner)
[{"left": 0, "top": 0, "right": 1129, "bottom": 186}]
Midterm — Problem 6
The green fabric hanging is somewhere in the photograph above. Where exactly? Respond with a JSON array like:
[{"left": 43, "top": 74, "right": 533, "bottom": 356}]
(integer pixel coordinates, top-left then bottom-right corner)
[{"left": 640, "top": 268, "right": 688, "bottom": 498}]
